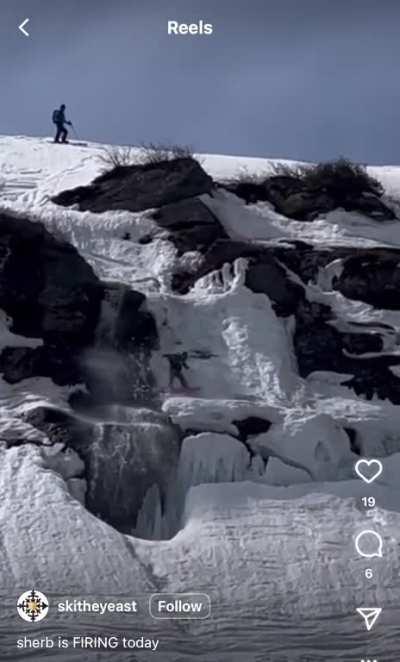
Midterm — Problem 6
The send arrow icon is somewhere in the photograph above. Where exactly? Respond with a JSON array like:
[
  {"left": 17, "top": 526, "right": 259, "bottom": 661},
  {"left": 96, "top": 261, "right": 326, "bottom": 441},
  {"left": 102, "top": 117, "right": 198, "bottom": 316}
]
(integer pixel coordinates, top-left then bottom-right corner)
[
  {"left": 356, "top": 607, "right": 382, "bottom": 631},
  {"left": 19, "top": 18, "right": 30, "bottom": 37}
]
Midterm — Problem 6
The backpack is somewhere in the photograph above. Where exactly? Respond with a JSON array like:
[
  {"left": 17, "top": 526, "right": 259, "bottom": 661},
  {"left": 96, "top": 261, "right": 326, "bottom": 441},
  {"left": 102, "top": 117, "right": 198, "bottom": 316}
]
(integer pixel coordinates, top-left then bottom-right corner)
[{"left": 52, "top": 109, "right": 62, "bottom": 124}]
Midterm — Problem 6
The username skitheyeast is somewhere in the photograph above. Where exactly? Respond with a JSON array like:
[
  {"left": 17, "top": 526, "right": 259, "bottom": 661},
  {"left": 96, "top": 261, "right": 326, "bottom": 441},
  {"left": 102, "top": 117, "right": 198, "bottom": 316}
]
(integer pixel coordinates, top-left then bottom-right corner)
[{"left": 57, "top": 599, "right": 138, "bottom": 614}]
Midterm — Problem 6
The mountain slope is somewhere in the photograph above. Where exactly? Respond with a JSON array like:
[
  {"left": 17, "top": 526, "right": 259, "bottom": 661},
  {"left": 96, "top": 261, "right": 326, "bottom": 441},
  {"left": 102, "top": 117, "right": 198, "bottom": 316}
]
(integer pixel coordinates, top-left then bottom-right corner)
[{"left": 1, "top": 136, "right": 400, "bottom": 660}]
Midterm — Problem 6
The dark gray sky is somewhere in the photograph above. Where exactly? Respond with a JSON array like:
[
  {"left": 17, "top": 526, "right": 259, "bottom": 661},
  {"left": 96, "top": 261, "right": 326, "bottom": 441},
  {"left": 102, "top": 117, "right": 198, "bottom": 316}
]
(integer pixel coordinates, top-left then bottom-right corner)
[{"left": 1, "top": 0, "right": 400, "bottom": 163}]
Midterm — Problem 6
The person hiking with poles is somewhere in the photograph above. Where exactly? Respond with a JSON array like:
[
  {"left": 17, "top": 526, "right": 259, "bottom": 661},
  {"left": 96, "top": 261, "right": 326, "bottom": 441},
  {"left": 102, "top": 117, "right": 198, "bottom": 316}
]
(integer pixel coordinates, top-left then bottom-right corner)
[{"left": 52, "top": 104, "right": 72, "bottom": 143}]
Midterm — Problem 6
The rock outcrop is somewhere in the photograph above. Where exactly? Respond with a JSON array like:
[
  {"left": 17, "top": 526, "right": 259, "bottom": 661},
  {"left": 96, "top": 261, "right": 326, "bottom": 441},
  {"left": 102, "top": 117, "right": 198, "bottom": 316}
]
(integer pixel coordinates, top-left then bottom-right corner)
[
  {"left": 225, "top": 172, "right": 396, "bottom": 222},
  {"left": 52, "top": 157, "right": 214, "bottom": 213},
  {"left": 147, "top": 197, "right": 228, "bottom": 255},
  {"left": 100, "top": 282, "right": 158, "bottom": 352},
  {"left": 0, "top": 212, "right": 103, "bottom": 344},
  {"left": 172, "top": 239, "right": 304, "bottom": 315},
  {"left": 0, "top": 345, "right": 82, "bottom": 386},
  {"left": 0, "top": 214, "right": 158, "bottom": 396},
  {"left": 25, "top": 405, "right": 181, "bottom": 534},
  {"left": 333, "top": 252, "right": 400, "bottom": 310},
  {"left": 171, "top": 238, "right": 400, "bottom": 403}
]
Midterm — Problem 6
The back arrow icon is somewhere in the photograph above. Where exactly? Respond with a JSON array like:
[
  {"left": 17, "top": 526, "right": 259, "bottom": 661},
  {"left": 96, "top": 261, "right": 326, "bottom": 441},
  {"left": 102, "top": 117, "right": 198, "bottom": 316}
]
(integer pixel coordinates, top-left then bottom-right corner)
[{"left": 19, "top": 18, "right": 30, "bottom": 37}]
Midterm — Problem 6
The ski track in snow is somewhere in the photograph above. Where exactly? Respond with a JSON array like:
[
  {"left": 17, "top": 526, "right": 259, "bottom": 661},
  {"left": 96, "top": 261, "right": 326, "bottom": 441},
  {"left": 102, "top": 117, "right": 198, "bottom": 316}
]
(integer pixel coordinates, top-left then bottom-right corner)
[{"left": 1, "top": 136, "right": 400, "bottom": 659}]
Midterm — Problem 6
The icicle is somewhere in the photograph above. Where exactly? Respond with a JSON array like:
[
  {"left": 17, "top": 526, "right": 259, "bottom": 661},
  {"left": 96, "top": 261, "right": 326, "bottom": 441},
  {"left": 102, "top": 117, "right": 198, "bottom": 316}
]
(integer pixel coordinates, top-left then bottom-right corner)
[{"left": 134, "top": 483, "right": 163, "bottom": 539}]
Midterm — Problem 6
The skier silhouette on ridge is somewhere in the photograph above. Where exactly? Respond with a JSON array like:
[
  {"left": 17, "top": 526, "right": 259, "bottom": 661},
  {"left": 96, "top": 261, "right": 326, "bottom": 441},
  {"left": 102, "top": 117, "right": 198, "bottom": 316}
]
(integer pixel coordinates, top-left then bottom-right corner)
[{"left": 52, "top": 104, "right": 72, "bottom": 144}]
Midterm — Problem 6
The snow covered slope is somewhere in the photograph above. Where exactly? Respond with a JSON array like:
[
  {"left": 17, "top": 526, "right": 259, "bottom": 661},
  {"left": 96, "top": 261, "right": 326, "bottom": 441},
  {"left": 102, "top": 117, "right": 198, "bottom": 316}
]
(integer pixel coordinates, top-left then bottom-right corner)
[{"left": 1, "top": 136, "right": 400, "bottom": 660}]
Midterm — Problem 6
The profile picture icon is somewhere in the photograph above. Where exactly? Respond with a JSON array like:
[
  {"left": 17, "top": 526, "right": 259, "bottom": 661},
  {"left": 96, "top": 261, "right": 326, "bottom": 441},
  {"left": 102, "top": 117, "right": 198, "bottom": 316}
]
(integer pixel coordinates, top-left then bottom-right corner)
[{"left": 17, "top": 589, "right": 49, "bottom": 623}]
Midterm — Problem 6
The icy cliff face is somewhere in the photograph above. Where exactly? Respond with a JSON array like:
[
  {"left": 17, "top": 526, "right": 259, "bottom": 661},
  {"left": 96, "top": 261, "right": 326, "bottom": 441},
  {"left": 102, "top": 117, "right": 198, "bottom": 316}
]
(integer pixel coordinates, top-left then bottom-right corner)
[{"left": 1, "top": 137, "right": 400, "bottom": 658}]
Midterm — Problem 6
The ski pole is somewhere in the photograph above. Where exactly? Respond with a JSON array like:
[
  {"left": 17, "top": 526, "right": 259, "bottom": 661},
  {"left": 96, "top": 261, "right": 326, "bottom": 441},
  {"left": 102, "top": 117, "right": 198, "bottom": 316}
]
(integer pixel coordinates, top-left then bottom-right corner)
[{"left": 71, "top": 123, "right": 80, "bottom": 141}]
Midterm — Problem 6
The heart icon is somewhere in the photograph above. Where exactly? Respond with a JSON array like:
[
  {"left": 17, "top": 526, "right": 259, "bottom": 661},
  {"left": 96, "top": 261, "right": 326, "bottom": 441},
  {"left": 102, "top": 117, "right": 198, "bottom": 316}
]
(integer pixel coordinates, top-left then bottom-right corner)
[{"left": 355, "top": 459, "right": 383, "bottom": 484}]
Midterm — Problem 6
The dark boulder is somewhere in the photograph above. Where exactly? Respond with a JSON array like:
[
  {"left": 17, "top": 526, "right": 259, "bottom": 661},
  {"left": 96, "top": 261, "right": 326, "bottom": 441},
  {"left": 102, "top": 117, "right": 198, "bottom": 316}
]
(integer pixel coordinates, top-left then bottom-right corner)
[
  {"left": 294, "top": 303, "right": 343, "bottom": 377},
  {"left": 0, "top": 212, "right": 103, "bottom": 344},
  {"left": 341, "top": 332, "right": 383, "bottom": 355},
  {"left": 294, "top": 300, "right": 385, "bottom": 376},
  {"left": 275, "top": 191, "right": 335, "bottom": 221},
  {"left": 25, "top": 406, "right": 95, "bottom": 449},
  {"left": 264, "top": 175, "right": 306, "bottom": 200},
  {"left": 265, "top": 175, "right": 336, "bottom": 221},
  {"left": 0, "top": 212, "right": 105, "bottom": 389},
  {"left": 334, "top": 252, "right": 400, "bottom": 310},
  {"left": 223, "top": 181, "right": 271, "bottom": 204},
  {"left": 275, "top": 245, "right": 400, "bottom": 304},
  {"left": 293, "top": 299, "right": 400, "bottom": 402},
  {"left": 149, "top": 197, "right": 228, "bottom": 255},
  {"left": 0, "top": 345, "right": 82, "bottom": 386},
  {"left": 172, "top": 239, "right": 304, "bottom": 315},
  {"left": 52, "top": 158, "right": 214, "bottom": 213},
  {"left": 274, "top": 244, "right": 339, "bottom": 283},
  {"left": 245, "top": 258, "right": 304, "bottom": 316},
  {"left": 101, "top": 282, "right": 158, "bottom": 352},
  {"left": 226, "top": 171, "right": 395, "bottom": 222},
  {"left": 233, "top": 417, "right": 272, "bottom": 441},
  {"left": 353, "top": 193, "right": 396, "bottom": 221},
  {"left": 266, "top": 177, "right": 395, "bottom": 222},
  {"left": 225, "top": 174, "right": 305, "bottom": 206}
]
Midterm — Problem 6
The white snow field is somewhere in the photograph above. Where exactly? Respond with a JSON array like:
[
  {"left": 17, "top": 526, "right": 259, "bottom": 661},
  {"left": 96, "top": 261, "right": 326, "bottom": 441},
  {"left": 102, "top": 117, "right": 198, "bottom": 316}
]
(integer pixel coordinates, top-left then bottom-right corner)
[{"left": 1, "top": 136, "right": 400, "bottom": 660}]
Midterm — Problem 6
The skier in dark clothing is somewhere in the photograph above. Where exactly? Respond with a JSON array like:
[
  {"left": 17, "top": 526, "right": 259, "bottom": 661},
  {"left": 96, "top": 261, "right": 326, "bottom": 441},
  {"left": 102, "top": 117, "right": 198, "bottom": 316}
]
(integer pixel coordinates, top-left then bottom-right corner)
[
  {"left": 52, "top": 104, "right": 72, "bottom": 143},
  {"left": 164, "top": 351, "right": 190, "bottom": 389}
]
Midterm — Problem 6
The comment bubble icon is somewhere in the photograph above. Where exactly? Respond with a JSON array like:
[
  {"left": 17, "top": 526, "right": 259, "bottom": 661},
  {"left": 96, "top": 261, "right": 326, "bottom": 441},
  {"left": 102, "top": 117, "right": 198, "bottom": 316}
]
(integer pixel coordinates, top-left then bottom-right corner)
[{"left": 354, "top": 530, "right": 383, "bottom": 559}]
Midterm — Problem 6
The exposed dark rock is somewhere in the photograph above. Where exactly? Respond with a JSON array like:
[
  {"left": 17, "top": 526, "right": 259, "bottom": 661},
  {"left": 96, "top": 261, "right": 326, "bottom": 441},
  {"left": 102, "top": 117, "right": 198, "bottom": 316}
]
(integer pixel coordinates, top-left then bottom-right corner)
[
  {"left": 172, "top": 240, "right": 352, "bottom": 297},
  {"left": 52, "top": 158, "right": 214, "bottom": 213},
  {"left": 25, "top": 406, "right": 94, "bottom": 449},
  {"left": 344, "top": 427, "right": 361, "bottom": 455},
  {"left": 224, "top": 171, "right": 395, "bottom": 222},
  {"left": 25, "top": 405, "right": 181, "bottom": 534},
  {"left": 0, "top": 215, "right": 158, "bottom": 395},
  {"left": 274, "top": 246, "right": 400, "bottom": 303},
  {"left": 0, "top": 213, "right": 105, "bottom": 388},
  {"left": 245, "top": 258, "right": 303, "bottom": 316},
  {"left": 334, "top": 252, "right": 400, "bottom": 310},
  {"left": 152, "top": 197, "right": 217, "bottom": 231},
  {"left": 102, "top": 282, "right": 158, "bottom": 352},
  {"left": 353, "top": 193, "right": 396, "bottom": 221},
  {"left": 294, "top": 299, "right": 400, "bottom": 402},
  {"left": 72, "top": 283, "right": 159, "bottom": 405},
  {"left": 277, "top": 191, "right": 335, "bottom": 221},
  {"left": 224, "top": 175, "right": 306, "bottom": 207},
  {"left": 0, "top": 345, "right": 82, "bottom": 386},
  {"left": 170, "top": 237, "right": 400, "bottom": 401},
  {"left": 0, "top": 212, "right": 103, "bottom": 344},
  {"left": 274, "top": 244, "right": 342, "bottom": 283},
  {"left": 150, "top": 198, "right": 228, "bottom": 255},
  {"left": 265, "top": 175, "right": 336, "bottom": 221},
  {"left": 233, "top": 417, "right": 272, "bottom": 441},
  {"left": 223, "top": 181, "right": 271, "bottom": 204},
  {"left": 138, "top": 234, "right": 153, "bottom": 245},
  {"left": 341, "top": 332, "right": 383, "bottom": 355},
  {"left": 172, "top": 239, "right": 304, "bottom": 315},
  {"left": 294, "top": 301, "right": 342, "bottom": 376},
  {"left": 294, "top": 300, "right": 385, "bottom": 375},
  {"left": 269, "top": 186, "right": 395, "bottom": 222},
  {"left": 264, "top": 175, "right": 306, "bottom": 200},
  {"left": 342, "top": 367, "right": 400, "bottom": 403}
]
